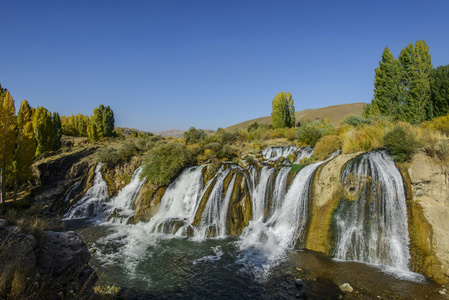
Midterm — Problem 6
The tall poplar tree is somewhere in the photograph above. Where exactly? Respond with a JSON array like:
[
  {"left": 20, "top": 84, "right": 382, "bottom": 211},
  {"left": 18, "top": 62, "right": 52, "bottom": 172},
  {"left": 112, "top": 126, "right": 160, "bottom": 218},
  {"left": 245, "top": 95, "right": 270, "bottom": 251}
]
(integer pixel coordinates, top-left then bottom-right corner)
[
  {"left": 398, "top": 40, "right": 432, "bottom": 124},
  {"left": 93, "top": 106, "right": 104, "bottom": 139},
  {"left": 52, "top": 112, "right": 62, "bottom": 150},
  {"left": 429, "top": 65, "right": 449, "bottom": 118},
  {"left": 33, "top": 106, "right": 54, "bottom": 156},
  {"left": 14, "top": 100, "right": 36, "bottom": 200},
  {"left": 102, "top": 106, "right": 115, "bottom": 137},
  {"left": 0, "top": 91, "right": 17, "bottom": 203},
  {"left": 373, "top": 47, "right": 402, "bottom": 118},
  {"left": 271, "top": 91, "right": 295, "bottom": 128},
  {"left": 87, "top": 117, "right": 99, "bottom": 142}
]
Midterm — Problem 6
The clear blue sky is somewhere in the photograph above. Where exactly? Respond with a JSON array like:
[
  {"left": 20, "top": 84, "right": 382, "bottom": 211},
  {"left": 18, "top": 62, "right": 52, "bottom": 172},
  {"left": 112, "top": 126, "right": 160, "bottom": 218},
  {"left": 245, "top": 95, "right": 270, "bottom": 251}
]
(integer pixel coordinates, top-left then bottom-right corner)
[{"left": 1, "top": 0, "right": 448, "bottom": 132}]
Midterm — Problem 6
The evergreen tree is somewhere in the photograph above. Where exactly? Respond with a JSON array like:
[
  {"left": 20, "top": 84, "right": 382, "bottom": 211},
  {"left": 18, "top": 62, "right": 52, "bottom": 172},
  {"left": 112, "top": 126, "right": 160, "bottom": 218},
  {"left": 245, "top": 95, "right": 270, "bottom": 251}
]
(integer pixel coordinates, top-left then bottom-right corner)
[
  {"left": 52, "top": 112, "right": 62, "bottom": 150},
  {"left": 373, "top": 47, "right": 402, "bottom": 118},
  {"left": 33, "top": 106, "right": 54, "bottom": 156},
  {"left": 271, "top": 91, "right": 295, "bottom": 128},
  {"left": 0, "top": 91, "right": 17, "bottom": 203},
  {"left": 398, "top": 40, "right": 432, "bottom": 124},
  {"left": 429, "top": 65, "right": 449, "bottom": 118},
  {"left": 14, "top": 100, "right": 36, "bottom": 200},
  {"left": 102, "top": 106, "right": 115, "bottom": 137}
]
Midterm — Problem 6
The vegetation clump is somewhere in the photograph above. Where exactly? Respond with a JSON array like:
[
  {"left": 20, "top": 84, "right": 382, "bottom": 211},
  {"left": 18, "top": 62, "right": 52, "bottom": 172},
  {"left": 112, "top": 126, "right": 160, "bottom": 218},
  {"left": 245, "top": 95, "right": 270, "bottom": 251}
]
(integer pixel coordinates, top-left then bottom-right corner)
[
  {"left": 313, "top": 135, "right": 341, "bottom": 160},
  {"left": 296, "top": 121, "right": 334, "bottom": 146},
  {"left": 141, "top": 142, "right": 195, "bottom": 186},
  {"left": 383, "top": 125, "right": 417, "bottom": 162}
]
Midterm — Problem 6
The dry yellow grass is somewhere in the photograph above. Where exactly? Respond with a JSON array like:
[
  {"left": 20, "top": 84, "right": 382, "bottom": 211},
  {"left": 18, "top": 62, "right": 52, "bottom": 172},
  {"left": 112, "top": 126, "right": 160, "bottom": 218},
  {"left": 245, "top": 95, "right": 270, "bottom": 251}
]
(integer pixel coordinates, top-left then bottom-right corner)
[{"left": 225, "top": 102, "right": 366, "bottom": 132}]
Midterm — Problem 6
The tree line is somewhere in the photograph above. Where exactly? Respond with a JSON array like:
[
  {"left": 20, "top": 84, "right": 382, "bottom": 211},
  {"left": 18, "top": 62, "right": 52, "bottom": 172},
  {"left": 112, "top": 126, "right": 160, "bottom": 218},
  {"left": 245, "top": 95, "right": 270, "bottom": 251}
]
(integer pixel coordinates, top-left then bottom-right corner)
[
  {"left": 364, "top": 40, "right": 449, "bottom": 124},
  {"left": 0, "top": 85, "right": 115, "bottom": 203},
  {"left": 60, "top": 104, "right": 115, "bottom": 142}
]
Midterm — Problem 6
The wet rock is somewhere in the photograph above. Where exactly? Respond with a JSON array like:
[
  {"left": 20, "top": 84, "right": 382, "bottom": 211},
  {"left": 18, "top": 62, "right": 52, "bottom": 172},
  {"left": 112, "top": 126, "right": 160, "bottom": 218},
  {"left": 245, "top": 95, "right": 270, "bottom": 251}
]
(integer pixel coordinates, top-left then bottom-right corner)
[
  {"left": 0, "top": 219, "right": 8, "bottom": 228},
  {"left": 339, "top": 283, "right": 353, "bottom": 293},
  {"left": 0, "top": 220, "right": 97, "bottom": 298}
]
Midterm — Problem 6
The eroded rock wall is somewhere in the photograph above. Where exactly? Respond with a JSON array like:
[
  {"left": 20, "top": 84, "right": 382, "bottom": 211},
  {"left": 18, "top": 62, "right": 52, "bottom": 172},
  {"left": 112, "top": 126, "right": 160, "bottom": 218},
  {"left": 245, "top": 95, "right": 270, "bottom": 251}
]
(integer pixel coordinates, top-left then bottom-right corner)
[{"left": 407, "top": 150, "right": 449, "bottom": 283}]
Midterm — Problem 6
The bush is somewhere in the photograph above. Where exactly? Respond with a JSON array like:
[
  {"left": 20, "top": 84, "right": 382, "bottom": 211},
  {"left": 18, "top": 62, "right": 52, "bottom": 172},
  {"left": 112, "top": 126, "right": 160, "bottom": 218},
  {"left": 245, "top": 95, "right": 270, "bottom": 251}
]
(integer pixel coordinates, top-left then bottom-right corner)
[
  {"left": 296, "top": 122, "right": 334, "bottom": 146},
  {"left": 340, "top": 120, "right": 392, "bottom": 154},
  {"left": 96, "top": 147, "right": 120, "bottom": 165},
  {"left": 342, "top": 115, "right": 371, "bottom": 127},
  {"left": 383, "top": 126, "right": 417, "bottom": 162},
  {"left": 314, "top": 135, "right": 341, "bottom": 160},
  {"left": 183, "top": 127, "right": 206, "bottom": 145},
  {"left": 421, "top": 114, "right": 449, "bottom": 136},
  {"left": 141, "top": 143, "right": 194, "bottom": 186},
  {"left": 117, "top": 141, "right": 138, "bottom": 160},
  {"left": 203, "top": 142, "right": 234, "bottom": 160}
]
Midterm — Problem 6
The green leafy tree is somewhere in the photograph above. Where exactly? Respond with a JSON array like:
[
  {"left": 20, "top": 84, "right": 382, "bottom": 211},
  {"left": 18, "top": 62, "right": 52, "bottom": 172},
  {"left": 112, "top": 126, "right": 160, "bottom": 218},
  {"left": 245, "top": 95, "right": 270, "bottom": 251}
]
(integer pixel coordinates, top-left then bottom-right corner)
[
  {"left": 140, "top": 143, "right": 194, "bottom": 186},
  {"left": 373, "top": 47, "right": 402, "bottom": 118},
  {"left": 398, "top": 40, "right": 432, "bottom": 124},
  {"left": 429, "top": 65, "right": 449, "bottom": 118},
  {"left": 102, "top": 105, "right": 115, "bottom": 137},
  {"left": 271, "top": 91, "right": 295, "bottom": 128},
  {"left": 14, "top": 100, "right": 36, "bottom": 200},
  {"left": 0, "top": 91, "right": 17, "bottom": 203},
  {"left": 32, "top": 106, "right": 54, "bottom": 156},
  {"left": 183, "top": 127, "right": 206, "bottom": 145},
  {"left": 52, "top": 112, "right": 62, "bottom": 150}
]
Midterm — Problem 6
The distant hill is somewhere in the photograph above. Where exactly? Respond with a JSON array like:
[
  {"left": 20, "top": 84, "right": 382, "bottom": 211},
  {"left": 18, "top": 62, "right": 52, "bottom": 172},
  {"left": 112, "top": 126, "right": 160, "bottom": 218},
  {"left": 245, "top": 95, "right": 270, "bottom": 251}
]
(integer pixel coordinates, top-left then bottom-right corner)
[
  {"left": 117, "top": 127, "right": 214, "bottom": 138},
  {"left": 225, "top": 102, "right": 366, "bottom": 132}
]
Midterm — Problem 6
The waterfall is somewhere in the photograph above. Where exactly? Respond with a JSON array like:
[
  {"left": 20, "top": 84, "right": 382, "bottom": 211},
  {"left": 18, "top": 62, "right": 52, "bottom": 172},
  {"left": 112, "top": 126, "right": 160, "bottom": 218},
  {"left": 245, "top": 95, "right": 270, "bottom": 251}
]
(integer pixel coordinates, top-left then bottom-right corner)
[
  {"left": 196, "top": 169, "right": 238, "bottom": 238},
  {"left": 143, "top": 165, "right": 206, "bottom": 235},
  {"left": 107, "top": 166, "right": 145, "bottom": 224},
  {"left": 240, "top": 161, "right": 325, "bottom": 252},
  {"left": 64, "top": 163, "right": 109, "bottom": 220},
  {"left": 261, "top": 146, "right": 297, "bottom": 162},
  {"left": 294, "top": 147, "right": 314, "bottom": 163},
  {"left": 332, "top": 151, "right": 413, "bottom": 276}
]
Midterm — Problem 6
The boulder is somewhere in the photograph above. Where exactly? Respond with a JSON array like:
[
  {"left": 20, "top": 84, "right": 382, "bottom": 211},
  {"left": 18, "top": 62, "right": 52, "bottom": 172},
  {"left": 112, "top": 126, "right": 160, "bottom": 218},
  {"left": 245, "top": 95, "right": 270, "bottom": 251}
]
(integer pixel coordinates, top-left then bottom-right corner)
[
  {"left": 339, "top": 283, "right": 353, "bottom": 293},
  {"left": 0, "top": 219, "right": 97, "bottom": 298}
]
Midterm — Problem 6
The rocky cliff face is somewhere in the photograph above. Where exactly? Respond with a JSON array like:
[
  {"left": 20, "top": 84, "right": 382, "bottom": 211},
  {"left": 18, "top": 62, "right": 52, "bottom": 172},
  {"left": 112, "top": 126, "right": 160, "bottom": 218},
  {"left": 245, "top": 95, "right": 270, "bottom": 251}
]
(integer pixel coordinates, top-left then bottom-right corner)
[
  {"left": 407, "top": 151, "right": 449, "bottom": 283},
  {"left": 0, "top": 219, "right": 97, "bottom": 298}
]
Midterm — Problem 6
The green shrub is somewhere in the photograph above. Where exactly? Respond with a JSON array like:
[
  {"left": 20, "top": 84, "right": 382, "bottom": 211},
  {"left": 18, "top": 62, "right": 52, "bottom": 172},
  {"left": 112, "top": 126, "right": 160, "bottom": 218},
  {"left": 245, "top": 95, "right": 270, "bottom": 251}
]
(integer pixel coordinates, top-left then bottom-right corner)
[
  {"left": 342, "top": 115, "right": 371, "bottom": 127},
  {"left": 96, "top": 147, "right": 120, "bottom": 165},
  {"left": 203, "top": 142, "right": 233, "bottom": 160},
  {"left": 141, "top": 143, "right": 194, "bottom": 186},
  {"left": 244, "top": 155, "right": 257, "bottom": 165},
  {"left": 117, "top": 141, "right": 138, "bottom": 161},
  {"left": 296, "top": 122, "right": 333, "bottom": 146},
  {"left": 314, "top": 135, "right": 341, "bottom": 160},
  {"left": 183, "top": 127, "right": 206, "bottom": 145},
  {"left": 383, "top": 126, "right": 417, "bottom": 162}
]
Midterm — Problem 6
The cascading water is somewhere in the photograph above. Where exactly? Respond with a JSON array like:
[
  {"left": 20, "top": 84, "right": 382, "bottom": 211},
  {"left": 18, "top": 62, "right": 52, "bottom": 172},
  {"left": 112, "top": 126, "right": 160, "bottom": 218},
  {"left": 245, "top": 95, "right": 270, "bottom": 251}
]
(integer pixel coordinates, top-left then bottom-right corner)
[
  {"left": 294, "top": 147, "right": 314, "bottom": 163},
  {"left": 196, "top": 169, "right": 237, "bottom": 238},
  {"left": 68, "top": 147, "right": 435, "bottom": 298},
  {"left": 64, "top": 163, "right": 109, "bottom": 220},
  {"left": 143, "top": 165, "right": 206, "bottom": 235},
  {"left": 332, "top": 151, "right": 418, "bottom": 279},
  {"left": 107, "top": 166, "right": 145, "bottom": 224},
  {"left": 261, "top": 146, "right": 297, "bottom": 161}
]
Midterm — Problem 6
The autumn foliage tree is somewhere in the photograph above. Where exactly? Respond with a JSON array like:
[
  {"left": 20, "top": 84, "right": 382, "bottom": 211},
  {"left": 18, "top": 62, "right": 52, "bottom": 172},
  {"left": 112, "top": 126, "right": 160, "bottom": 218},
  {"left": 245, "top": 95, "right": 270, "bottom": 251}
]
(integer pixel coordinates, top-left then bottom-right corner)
[
  {"left": 271, "top": 91, "right": 295, "bottom": 129},
  {"left": 33, "top": 106, "right": 54, "bottom": 156},
  {"left": 0, "top": 90, "right": 17, "bottom": 203},
  {"left": 14, "top": 100, "right": 36, "bottom": 200}
]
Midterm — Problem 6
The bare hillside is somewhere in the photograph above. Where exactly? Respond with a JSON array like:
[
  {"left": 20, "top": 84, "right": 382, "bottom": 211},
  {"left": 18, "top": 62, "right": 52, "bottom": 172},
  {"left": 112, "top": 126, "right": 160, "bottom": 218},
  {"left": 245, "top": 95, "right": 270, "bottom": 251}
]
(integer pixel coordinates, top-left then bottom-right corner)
[{"left": 225, "top": 102, "right": 366, "bottom": 131}]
